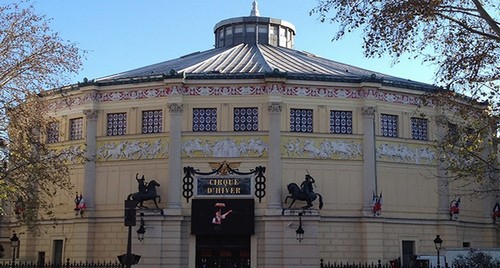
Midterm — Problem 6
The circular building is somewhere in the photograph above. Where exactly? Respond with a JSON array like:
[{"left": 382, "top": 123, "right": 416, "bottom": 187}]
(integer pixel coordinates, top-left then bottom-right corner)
[{"left": 5, "top": 2, "right": 498, "bottom": 268}]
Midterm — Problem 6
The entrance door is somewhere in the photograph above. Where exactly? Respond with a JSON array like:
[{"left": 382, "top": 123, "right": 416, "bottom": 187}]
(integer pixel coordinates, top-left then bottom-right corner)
[
  {"left": 52, "top": 240, "right": 63, "bottom": 267},
  {"left": 402, "top": 240, "right": 415, "bottom": 268},
  {"left": 196, "top": 235, "right": 250, "bottom": 268}
]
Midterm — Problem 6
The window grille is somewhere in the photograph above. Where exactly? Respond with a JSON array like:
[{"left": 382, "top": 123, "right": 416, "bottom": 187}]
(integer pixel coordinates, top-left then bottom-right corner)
[
  {"left": 47, "top": 122, "right": 59, "bottom": 143},
  {"left": 411, "top": 117, "right": 428, "bottom": 140},
  {"left": 234, "top": 107, "right": 258, "bottom": 131},
  {"left": 142, "top": 110, "right": 162, "bottom": 134},
  {"left": 107, "top": 113, "right": 127, "bottom": 136},
  {"left": 290, "top": 108, "right": 313, "bottom": 133},
  {"left": 329, "top": 110, "right": 352, "bottom": 134},
  {"left": 69, "top": 118, "right": 83, "bottom": 140},
  {"left": 381, "top": 114, "right": 398, "bottom": 137},
  {"left": 193, "top": 108, "right": 217, "bottom": 132}
]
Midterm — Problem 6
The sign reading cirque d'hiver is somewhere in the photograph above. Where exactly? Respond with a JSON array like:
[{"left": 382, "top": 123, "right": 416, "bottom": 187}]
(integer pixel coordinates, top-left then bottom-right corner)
[{"left": 196, "top": 176, "right": 252, "bottom": 196}]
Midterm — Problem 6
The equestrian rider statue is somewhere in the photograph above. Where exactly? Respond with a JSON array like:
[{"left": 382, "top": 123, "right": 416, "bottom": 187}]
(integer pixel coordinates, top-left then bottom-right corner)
[
  {"left": 301, "top": 174, "right": 316, "bottom": 202},
  {"left": 137, "top": 174, "right": 148, "bottom": 194}
]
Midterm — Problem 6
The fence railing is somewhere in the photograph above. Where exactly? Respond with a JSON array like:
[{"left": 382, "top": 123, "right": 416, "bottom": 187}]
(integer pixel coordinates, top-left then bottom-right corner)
[
  {"left": 320, "top": 259, "right": 391, "bottom": 268},
  {"left": 0, "top": 258, "right": 121, "bottom": 268}
]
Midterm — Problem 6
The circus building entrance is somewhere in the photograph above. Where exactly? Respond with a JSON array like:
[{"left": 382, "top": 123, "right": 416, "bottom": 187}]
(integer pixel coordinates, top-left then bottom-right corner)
[
  {"left": 192, "top": 199, "right": 254, "bottom": 268},
  {"left": 189, "top": 162, "right": 257, "bottom": 268},
  {"left": 184, "top": 160, "right": 265, "bottom": 267}
]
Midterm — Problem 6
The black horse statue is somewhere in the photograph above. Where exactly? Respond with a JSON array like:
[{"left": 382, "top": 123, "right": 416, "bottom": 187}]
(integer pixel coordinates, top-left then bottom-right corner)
[
  {"left": 285, "top": 182, "right": 323, "bottom": 210},
  {"left": 127, "top": 179, "right": 161, "bottom": 210}
]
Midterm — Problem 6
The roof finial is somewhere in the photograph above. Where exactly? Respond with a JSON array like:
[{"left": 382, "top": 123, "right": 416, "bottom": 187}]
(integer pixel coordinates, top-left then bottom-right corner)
[{"left": 250, "top": 0, "right": 260, "bottom": 16}]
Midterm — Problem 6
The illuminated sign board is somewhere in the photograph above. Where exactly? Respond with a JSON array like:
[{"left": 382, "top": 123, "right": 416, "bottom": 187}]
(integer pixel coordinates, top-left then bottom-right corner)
[
  {"left": 191, "top": 198, "right": 254, "bottom": 235},
  {"left": 196, "top": 176, "right": 252, "bottom": 196}
]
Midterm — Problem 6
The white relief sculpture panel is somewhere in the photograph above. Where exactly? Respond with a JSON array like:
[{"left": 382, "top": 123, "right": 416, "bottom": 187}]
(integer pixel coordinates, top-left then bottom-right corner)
[
  {"left": 376, "top": 143, "right": 435, "bottom": 164},
  {"left": 182, "top": 137, "right": 268, "bottom": 158},
  {"left": 97, "top": 139, "right": 169, "bottom": 160},
  {"left": 50, "top": 144, "right": 86, "bottom": 164},
  {"left": 283, "top": 138, "right": 362, "bottom": 160}
]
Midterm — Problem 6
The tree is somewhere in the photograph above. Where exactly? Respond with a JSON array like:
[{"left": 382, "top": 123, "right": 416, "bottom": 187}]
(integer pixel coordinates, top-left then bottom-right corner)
[
  {"left": 0, "top": 1, "right": 84, "bottom": 231},
  {"left": 311, "top": 0, "right": 499, "bottom": 197}
]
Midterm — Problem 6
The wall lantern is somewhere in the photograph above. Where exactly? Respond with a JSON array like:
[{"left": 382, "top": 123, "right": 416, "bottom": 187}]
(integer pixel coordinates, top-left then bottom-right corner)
[
  {"left": 296, "top": 212, "right": 304, "bottom": 242},
  {"left": 10, "top": 232, "right": 20, "bottom": 267},
  {"left": 136, "top": 213, "right": 146, "bottom": 242},
  {"left": 433, "top": 235, "right": 443, "bottom": 268}
]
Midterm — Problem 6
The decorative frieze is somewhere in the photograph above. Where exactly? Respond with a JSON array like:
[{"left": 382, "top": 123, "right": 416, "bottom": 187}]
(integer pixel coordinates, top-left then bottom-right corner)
[
  {"left": 284, "top": 138, "right": 362, "bottom": 160},
  {"left": 96, "top": 139, "right": 169, "bottom": 160},
  {"left": 376, "top": 142, "right": 435, "bottom": 164},
  {"left": 182, "top": 137, "right": 268, "bottom": 158},
  {"left": 48, "top": 85, "right": 429, "bottom": 110}
]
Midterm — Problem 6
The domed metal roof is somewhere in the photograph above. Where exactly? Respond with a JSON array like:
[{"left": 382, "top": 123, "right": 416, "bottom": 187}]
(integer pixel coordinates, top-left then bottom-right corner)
[{"left": 93, "top": 2, "right": 436, "bottom": 92}]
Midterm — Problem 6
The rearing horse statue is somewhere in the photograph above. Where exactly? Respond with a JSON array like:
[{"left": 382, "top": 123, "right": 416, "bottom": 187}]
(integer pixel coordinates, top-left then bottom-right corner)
[
  {"left": 127, "top": 177, "right": 161, "bottom": 210},
  {"left": 285, "top": 174, "right": 323, "bottom": 209}
]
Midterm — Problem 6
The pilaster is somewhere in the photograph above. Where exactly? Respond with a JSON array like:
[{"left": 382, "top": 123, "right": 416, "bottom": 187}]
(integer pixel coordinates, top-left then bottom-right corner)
[
  {"left": 167, "top": 103, "right": 183, "bottom": 210},
  {"left": 83, "top": 109, "right": 98, "bottom": 211},
  {"left": 267, "top": 101, "right": 282, "bottom": 210},
  {"left": 435, "top": 115, "right": 450, "bottom": 217},
  {"left": 361, "top": 106, "right": 377, "bottom": 215}
]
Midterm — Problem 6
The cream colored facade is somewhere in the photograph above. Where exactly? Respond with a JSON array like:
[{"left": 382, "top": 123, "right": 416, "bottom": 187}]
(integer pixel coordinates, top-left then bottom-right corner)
[{"left": 2, "top": 6, "right": 499, "bottom": 268}]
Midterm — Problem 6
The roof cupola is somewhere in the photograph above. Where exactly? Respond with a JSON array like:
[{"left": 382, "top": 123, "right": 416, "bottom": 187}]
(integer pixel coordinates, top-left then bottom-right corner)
[{"left": 213, "top": 0, "right": 295, "bottom": 49}]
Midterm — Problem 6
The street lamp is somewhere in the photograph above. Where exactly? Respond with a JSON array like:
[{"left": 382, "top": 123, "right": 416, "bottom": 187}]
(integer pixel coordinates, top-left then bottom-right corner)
[
  {"left": 434, "top": 235, "right": 443, "bottom": 268},
  {"left": 118, "top": 200, "right": 141, "bottom": 268},
  {"left": 296, "top": 212, "right": 304, "bottom": 242},
  {"left": 136, "top": 213, "right": 146, "bottom": 242},
  {"left": 10, "top": 232, "right": 19, "bottom": 268}
]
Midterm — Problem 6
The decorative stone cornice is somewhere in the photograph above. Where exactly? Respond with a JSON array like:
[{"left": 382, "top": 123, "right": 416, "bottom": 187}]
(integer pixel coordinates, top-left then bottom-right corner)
[
  {"left": 48, "top": 85, "right": 430, "bottom": 110},
  {"left": 361, "top": 106, "right": 376, "bottom": 118},
  {"left": 168, "top": 103, "right": 183, "bottom": 114},
  {"left": 268, "top": 102, "right": 282, "bottom": 113}
]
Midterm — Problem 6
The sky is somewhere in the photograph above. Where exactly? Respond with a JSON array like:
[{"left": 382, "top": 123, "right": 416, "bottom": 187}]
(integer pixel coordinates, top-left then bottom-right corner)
[{"left": 26, "top": 0, "right": 438, "bottom": 85}]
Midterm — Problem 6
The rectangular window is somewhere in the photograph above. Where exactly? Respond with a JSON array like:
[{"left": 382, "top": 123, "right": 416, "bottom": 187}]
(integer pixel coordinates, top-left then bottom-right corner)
[
  {"left": 193, "top": 108, "right": 217, "bottom": 132},
  {"left": 107, "top": 113, "right": 127, "bottom": 136},
  {"left": 69, "top": 117, "right": 83, "bottom": 140},
  {"left": 47, "top": 122, "right": 60, "bottom": 143},
  {"left": 329, "top": 110, "right": 353, "bottom": 134},
  {"left": 290, "top": 108, "right": 313, "bottom": 133},
  {"left": 381, "top": 114, "right": 398, "bottom": 137},
  {"left": 447, "top": 122, "right": 458, "bottom": 141},
  {"left": 234, "top": 107, "right": 258, "bottom": 131},
  {"left": 142, "top": 110, "right": 163, "bottom": 134},
  {"left": 411, "top": 117, "right": 428, "bottom": 140}
]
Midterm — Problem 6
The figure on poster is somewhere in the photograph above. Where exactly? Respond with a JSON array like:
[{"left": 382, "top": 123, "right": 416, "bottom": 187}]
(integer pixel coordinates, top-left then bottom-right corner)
[{"left": 212, "top": 203, "right": 232, "bottom": 225}]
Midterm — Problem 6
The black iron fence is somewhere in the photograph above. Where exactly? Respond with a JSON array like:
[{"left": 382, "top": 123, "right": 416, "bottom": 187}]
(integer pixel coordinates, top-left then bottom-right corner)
[
  {"left": 0, "top": 258, "right": 121, "bottom": 268},
  {"left": 320, "top": 259, "right": 392, "bottom": 268}
]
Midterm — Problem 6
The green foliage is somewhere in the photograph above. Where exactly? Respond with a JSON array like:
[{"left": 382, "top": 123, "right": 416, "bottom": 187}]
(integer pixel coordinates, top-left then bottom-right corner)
[
  {"left": 312, "top": 0, "right": 500, "bottom": 197},
  {"left": 0, "top": 1, "right": 84, "bottom": 232}
]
